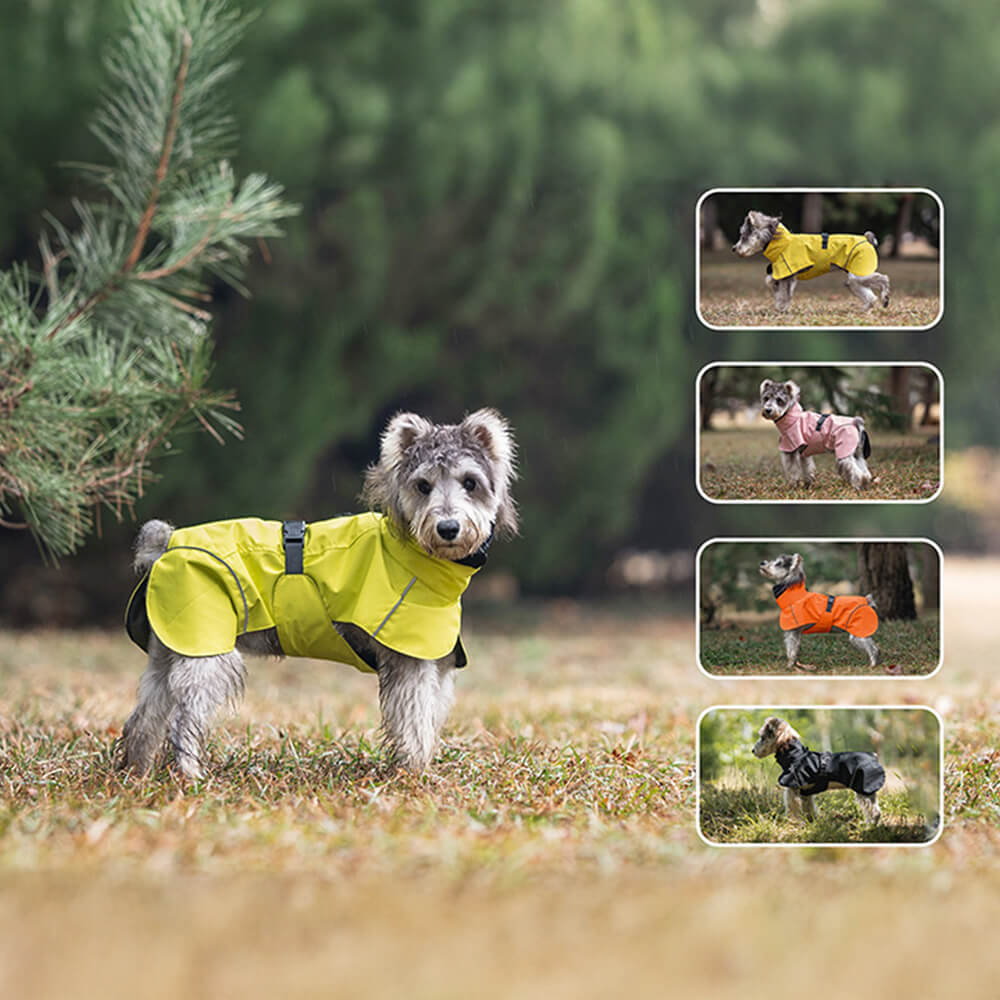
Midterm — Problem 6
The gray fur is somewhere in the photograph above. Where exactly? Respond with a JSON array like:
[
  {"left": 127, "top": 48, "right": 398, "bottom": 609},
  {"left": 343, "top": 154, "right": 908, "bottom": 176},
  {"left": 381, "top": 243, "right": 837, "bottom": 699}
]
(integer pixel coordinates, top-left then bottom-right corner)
[
  {"left": 758, "top": 553, "right": 880, "bottom": 671},
  {"left": 759, "top": 379, "right": 874, "bottom": 492},
  {"left": 120, "top": 409, "right": 517, "bottom": 780},
  {"left": 732, "top": 210, "right": 890, "bottom": 313}
]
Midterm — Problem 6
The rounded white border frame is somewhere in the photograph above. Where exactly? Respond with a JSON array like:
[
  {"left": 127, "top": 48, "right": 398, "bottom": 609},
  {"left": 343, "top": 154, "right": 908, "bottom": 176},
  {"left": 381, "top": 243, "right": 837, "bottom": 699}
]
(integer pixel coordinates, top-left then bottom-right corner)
[
  {"left": 695, "top": 186, "right": 945, "bottom": 332},
  {"left": 694, "top": 703, "right": 945, "bottom": 849},
  {"left": 694, "top": 360, "right": 945, "bottom": 505},
  {"left": 694, "top": 536, "right": 944, "bottom": 679}
]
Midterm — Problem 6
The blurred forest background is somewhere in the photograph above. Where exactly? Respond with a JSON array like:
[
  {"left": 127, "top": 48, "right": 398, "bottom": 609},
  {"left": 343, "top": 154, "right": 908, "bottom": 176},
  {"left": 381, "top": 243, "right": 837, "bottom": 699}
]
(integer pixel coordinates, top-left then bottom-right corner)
[{"left": 1, "top": 0, "right": 998, "bottom": 623}]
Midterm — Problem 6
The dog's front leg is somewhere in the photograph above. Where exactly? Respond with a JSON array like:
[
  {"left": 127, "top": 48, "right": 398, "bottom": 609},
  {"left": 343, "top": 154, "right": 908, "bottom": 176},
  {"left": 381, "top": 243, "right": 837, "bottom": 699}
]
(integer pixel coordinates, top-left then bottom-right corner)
[
  {"left": 769, "top": 274, "right": 796, "bottom": 312},
  {"left": 784, "top": 787, "right": 805, "bottom": 820},
  {"left": 783, "top": 629, "right": 803, "bottom": 671},
  {"left": 377, "top": 655, "right": 455, "bottom": 772}
]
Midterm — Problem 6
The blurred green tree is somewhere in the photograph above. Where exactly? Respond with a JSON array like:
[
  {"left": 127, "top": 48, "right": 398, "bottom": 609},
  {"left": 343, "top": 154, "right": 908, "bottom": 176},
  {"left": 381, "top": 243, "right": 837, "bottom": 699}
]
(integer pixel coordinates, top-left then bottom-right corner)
[{"left": 0, "top": 0, "right": 295, "bottom": 557}]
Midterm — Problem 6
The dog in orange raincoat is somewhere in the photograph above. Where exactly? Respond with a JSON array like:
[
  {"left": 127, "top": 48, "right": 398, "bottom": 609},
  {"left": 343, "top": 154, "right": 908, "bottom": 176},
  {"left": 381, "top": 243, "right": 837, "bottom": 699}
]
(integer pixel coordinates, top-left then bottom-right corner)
[{"left": 759, "top": 552, "right": 880, "bottom": 671}]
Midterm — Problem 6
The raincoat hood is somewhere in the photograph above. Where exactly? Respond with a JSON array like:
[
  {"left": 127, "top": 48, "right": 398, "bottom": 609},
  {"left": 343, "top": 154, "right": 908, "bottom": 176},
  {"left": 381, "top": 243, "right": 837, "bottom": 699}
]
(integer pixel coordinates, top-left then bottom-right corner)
[
  {"left": 763, "top": 223, "right": 879, "bottom": 281},
  {"left": 125, "top": 513, "right": 483, "bottom": 671}
]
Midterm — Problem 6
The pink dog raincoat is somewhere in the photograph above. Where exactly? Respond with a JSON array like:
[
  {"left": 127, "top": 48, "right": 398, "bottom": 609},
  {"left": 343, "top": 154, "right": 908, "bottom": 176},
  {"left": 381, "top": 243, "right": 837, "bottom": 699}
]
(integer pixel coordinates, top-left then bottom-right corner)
[{"left": 773, "top": 402, "right": 862, "bottom": 460}]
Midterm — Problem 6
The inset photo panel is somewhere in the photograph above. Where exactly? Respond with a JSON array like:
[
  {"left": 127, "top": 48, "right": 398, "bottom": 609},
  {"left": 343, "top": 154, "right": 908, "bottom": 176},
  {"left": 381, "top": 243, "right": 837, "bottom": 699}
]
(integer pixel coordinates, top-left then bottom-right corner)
[
  {"left": 697, "top": 538, "right": 942, "bottom": 677},
  {"left": 697, "top": 706, "right": 942, "bottom": 847},
  {"left": 696, "top": 362, "right": 942, "bottom": 503},
  {"left": 696, "top": 188, "right": 943, "bottom": 330}
]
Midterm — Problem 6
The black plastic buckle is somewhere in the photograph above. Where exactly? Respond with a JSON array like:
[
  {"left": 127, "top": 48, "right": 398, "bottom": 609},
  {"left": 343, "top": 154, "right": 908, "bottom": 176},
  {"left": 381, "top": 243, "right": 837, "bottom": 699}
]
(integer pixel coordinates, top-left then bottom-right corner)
[
  {"left": 821, "top": 232, "right": 829, "bottom": 249},
  {"left": 282, "top": 520, "right": 307, "bottom": 574}
]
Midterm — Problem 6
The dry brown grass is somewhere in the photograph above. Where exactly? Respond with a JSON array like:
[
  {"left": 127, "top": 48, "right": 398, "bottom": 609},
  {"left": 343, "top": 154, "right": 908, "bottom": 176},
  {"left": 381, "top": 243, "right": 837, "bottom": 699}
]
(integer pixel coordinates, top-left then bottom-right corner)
[
  {"left": 698, "top": 254, "right": 941, "bottom": 328},
  {"left": 0, "top": 561, "right": 998, "bottom": 998}
]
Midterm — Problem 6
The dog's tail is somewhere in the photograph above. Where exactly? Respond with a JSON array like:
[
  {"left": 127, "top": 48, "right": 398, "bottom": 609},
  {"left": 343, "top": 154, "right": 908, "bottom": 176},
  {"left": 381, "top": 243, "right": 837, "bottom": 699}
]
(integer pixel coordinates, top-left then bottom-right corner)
[
  {"left": 133, "top": 519, "right": 173, "bottom": 574},
  {"left": 864, "top": 230, "right": 878, "bottom": 247},
  {"left": 853, "top": 416, "right": 872, "bottom": 459}
]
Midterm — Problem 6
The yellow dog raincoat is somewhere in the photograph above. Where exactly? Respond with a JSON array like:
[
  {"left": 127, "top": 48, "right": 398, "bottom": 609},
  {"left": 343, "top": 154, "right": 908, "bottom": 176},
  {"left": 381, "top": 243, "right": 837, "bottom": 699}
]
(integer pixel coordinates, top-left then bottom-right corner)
[
  {"left": 763, "top": 223, "right": 879, "bottom": 281},
  {"left": 125, "top": 513, "right": 482, "bottom": 671},
  {"left": 772, "top": 579, "right": 879, "bottom": 638}
]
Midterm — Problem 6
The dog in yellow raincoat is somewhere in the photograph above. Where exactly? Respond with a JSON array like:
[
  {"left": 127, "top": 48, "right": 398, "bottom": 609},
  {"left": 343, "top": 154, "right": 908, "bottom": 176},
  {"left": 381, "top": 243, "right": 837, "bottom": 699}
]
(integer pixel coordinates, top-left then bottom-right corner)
[
  {"left": 732, "top": 210, "right": 891, "bottom": 313},
  {"left": 120, "top": 409, "right": 517, "bottom": 779},
  {"left": 759, "top": 553, "right": 880, "bottom": 672}
]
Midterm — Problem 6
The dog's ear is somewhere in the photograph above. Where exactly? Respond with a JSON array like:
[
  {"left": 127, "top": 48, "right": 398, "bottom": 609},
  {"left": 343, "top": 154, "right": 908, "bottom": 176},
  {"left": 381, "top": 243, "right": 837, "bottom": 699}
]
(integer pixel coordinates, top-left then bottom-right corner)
[
  {"left": 380, "top": 412, "right": 433, "bottom": 468},
  {"left": 749, "top": 211, "right": 766, "bottom": 227},
  {"left": 759, "top": 379, "right": 775, "bottom": 398},
  {"left": 783, "top": 380, "right": 800, "bottom": 401},
  {"left": 462, "top": 408, "right": 519, "bottom": 537},
  {"left": 791, "top": 553, "right": 803, "bottom": 572}
]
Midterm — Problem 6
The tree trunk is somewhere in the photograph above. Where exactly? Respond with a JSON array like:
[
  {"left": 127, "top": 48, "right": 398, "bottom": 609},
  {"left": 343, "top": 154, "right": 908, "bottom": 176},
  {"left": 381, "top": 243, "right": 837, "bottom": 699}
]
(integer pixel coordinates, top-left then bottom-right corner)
[
  {"left": 802, "top": 192, "right": 824, "bottom": 232},
  {"left": 700, "top": 366, "right": 719, "bottom": 431},
  {"left": 892, "top": 192, "right": 914, "bottom": 258},
  {"left": 887, "top": 367, "right": 911, "bottom": 430},
  {"left": 919, "top": 544, "right": 940, "bottom": 612},
  {"left": 857, "top": 543, "right": 917, "bottom": 620}
]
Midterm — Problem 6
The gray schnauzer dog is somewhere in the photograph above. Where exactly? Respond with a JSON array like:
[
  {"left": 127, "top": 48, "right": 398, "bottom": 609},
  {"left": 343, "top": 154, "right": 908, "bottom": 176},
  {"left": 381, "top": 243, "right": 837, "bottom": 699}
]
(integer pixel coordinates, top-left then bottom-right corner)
[
  {"left": 759, "top": 378, "right": 873, "bottom": 491},
  {"left": 120, "top": 409, "right": 517, "bottom": 779},
  {"left": 758, "top": 552, "right": 880, "bottom": 672},
  {"left": 732, "top": 210, "right": 891, "bottom": 313},
  {"left": 752, "top": 716, "right": 884, "bottom": 824}
]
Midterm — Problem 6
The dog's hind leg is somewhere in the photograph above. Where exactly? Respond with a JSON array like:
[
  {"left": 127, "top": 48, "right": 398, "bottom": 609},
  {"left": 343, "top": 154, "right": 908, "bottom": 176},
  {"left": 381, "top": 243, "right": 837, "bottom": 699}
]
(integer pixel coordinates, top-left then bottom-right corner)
[
  {"left": 845, "top": 273, "right": 878, "bottom": 310},
  {"left": 849, "top": 633, "right": 880, "bottom": 667},
  {"left": 872, "top": 271, "right": 890, "bottom": 308},
  {"left": 166, "top": 649, "right": 247, "bottom": 780},
  {"left": 377, "top": 655, "right": 454, "bottom": 772},
  {"left": 837, "top": 454, "right": 871, "bottom": 491},
  {"left": 856, "top": 792, "right": 881, "bottom": 825},
  {"left": 121, "top": 634, "right": 176, "bottom": 774}
]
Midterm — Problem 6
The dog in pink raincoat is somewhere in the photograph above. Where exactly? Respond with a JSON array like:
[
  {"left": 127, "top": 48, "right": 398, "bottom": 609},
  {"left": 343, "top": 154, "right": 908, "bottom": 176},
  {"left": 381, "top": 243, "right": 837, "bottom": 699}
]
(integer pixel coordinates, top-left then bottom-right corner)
[{"left": 759, "top": 379, "right": 873, "bottom": 491}]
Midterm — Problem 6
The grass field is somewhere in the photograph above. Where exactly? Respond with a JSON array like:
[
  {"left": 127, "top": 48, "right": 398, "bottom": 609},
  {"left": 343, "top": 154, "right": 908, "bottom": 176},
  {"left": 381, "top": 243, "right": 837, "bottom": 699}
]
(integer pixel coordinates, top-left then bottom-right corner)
[
  {"left": 700, "top": 616, "right": 941, "bottom": 676},
  {"left": 700, "top": 775, "right": 933, "bottom": 845},
  {"left": 699, "top": 426, "right": 941, "bottom": 501},
  {"left": 1, "top": 560, "right": 999, "bottom": 997},
  {"left": 698, "top": 253, "right": 941, "bottom": 327}
]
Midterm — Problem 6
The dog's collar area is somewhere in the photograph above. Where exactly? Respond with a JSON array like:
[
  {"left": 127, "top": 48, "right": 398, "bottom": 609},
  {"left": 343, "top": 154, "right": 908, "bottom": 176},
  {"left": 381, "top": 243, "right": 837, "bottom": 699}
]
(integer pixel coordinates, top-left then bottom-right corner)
[
  {"left": 453, "top": 523, "right": 495, "bottom": 569},
  {"left": 772, "top": 578, "right": 807, "bottom": 602}
]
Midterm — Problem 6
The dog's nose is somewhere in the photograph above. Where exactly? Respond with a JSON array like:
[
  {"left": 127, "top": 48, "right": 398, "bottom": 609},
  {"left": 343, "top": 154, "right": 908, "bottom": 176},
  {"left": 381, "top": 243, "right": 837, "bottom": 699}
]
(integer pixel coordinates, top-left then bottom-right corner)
[
  {"left": 436, "top": 519, "right": 460, "bottom": 541},
  {"left": 759, "top": 561, "right": 766, "bottom": 567}
]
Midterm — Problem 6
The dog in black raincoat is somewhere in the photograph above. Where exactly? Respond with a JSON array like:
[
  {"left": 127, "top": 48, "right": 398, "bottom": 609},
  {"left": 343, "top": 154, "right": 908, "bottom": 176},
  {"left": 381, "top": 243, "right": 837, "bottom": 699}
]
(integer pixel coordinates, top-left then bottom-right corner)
[{"left": 752, "top": 716, "right": 884, "bottom": 824}]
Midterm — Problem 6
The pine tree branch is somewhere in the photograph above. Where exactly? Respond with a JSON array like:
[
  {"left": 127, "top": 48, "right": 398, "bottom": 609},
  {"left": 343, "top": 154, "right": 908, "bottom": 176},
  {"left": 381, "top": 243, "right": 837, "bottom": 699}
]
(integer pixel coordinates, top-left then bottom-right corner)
[
  {"left": 134, "top": 195, "right": 230, "bottom": 281},
  {"left": 124, "top": 28, "right": 192, "bottom": 273},
  {"left": 45, "top": 28, "right": 193, "bottom": 342}
]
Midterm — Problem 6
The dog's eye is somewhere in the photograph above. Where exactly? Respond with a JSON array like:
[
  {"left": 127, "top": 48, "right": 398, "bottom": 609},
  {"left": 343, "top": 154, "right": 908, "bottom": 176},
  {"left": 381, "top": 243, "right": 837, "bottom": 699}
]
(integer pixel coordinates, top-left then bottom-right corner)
[
  {"left": 462, "top": 476, "right": 477, "bottom": 492},
  {"left": 416, "top": 479, "right": 432, "bottom": 495}
]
